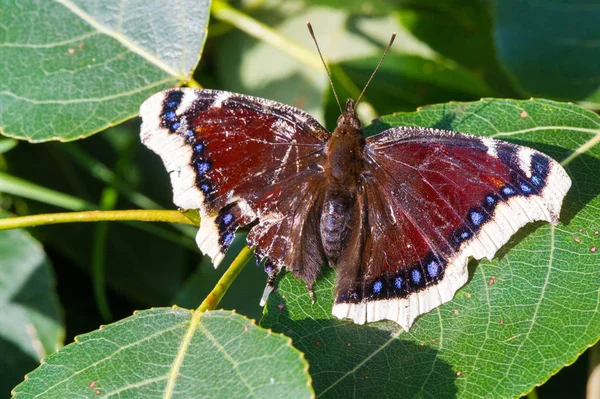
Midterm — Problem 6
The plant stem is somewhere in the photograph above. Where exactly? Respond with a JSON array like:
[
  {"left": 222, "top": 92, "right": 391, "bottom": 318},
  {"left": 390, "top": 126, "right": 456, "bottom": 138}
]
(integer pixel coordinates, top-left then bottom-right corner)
[
  {"left": 211, "top": 0, "right": 322, "bottom": 71},
  {"left": 197, "top": 246, "right": 254, "bottom": 312},
  {"left": 0, "top": 209, "right": 195, "bottom": 231},
  {"left": 187, "top": 78, "right": 202, "bottom": 88},
  {"left": 0, "top": 171, "right": 92, "bottom": 211}
]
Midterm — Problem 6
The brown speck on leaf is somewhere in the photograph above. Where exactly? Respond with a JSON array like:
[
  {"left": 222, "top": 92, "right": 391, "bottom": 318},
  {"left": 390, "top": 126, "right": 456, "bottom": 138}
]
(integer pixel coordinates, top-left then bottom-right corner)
[
  {"left": 277, "top": 303, "right": 285, "bottom": 311},
  {"left": 453, "top": 310, "right": 459, "bottom": 315},
  {"left": 346, "top": 342, "right": 352, "bottom": 347},
  {"left": 594, "top": 231, "right": 599, "bottom": 236},
  {"left": 365, "top": 375, "right": 371, "bottom": 380},
  {"left": 89, "top": 381, "right": 96, "bottom": 388},
  {"left": 78, "top": 43, "right": 83, "bottom": 50},
  {"left": 579, "top": 228, "right": 583, "bottom": 233},
  {"left": 499, "top": 320, "right": 504, "bottom": 325},
  {"left": 420, "top": 341, "right": 425, "bottom": 346},
  {"left": 520, "top": 110, "right": 528, "bottom": 118},
  {"left": 574, "top": 237, "right": 582, "bottom": 243},
  {"left": 456, "top": 371, "right": 463, "bottom": 377},
  {"left": 431, "top": 339, "right": 437, "bottom": 343},
  {"left": 67, "top": 48, "right": 75, "bottom": 54},
  {"left": 95, "top": 390, "right": 101, "bottom": 395},
  {"left": 315, "top": 340, "right": 321, "bottom": 347},
  {"left": 488, "top": 276, "right": 497, "bottom": 285},
  {"left": 591, "top": 246, "right": 597, "bottom": 253},
  {"left": 465, "top": 292, "right": 471, "bottom": 298},
  {"left": 243, "top": 325, "right": 249, "bottom": 332}
]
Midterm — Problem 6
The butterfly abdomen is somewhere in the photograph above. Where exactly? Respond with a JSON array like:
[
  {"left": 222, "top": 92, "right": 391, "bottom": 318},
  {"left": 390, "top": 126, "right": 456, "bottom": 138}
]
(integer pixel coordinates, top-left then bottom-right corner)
[
  {"left": 320, "top": 189, "right": 355, "bottom": 261},
  {"left": 321, "top": 119, "right": 364, "bottom": 263}
]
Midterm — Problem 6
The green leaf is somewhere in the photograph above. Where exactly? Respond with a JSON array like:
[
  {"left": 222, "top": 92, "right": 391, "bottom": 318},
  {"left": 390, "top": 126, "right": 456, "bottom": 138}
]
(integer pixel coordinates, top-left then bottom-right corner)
[
  {"left": 262, "top": 98, "right": 600, "bottom": 398},
  {"left": 13, "top": 309, "right": 313, "bottom": 398},
  {"left": 494, "top": 1, "right": 600, "bottom": 107},
  {"left": 0, "top": 223, "right": 63, "bottom": 394},
  {"left": 0, "top": 0, "right": 210, "bottom": 142}
]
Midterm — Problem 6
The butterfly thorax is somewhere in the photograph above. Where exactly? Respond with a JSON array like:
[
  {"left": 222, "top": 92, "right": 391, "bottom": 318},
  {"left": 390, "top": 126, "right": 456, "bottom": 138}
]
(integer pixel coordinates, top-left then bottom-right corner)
[{"left": 320, "top": 99, "right": 364, "bottom": 263}]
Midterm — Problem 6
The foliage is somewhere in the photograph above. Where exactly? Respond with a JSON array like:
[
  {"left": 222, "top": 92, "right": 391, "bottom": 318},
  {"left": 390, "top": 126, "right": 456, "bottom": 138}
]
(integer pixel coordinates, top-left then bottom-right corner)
[{"left": 1, "top": 0, "right": 599, "bottom": 398}]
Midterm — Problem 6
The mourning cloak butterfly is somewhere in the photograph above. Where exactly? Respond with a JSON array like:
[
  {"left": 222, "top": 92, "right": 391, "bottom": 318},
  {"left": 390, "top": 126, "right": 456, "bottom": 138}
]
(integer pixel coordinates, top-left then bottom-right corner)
[
  {"left": 139, "top": 86, "right": 570, "bottom": 330},
  {"left": 139, "top": 42, "right": 570, "bottom": 332}
]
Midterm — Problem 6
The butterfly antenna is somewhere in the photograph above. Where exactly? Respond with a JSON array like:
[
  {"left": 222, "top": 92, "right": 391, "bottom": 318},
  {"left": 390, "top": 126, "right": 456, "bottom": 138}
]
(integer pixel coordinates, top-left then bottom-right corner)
[
  {"left": 355, "top": 32, "right": 397, "bottom": 108},
  {"left": 307, "top": 22, "right": 343, "bottom": 114}
]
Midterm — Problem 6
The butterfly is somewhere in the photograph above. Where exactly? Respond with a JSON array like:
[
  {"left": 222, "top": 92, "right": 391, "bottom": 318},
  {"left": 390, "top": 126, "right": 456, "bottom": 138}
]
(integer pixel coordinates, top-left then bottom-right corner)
[{"left": 139, "top": 25, "right": 571, "bottom": 330}]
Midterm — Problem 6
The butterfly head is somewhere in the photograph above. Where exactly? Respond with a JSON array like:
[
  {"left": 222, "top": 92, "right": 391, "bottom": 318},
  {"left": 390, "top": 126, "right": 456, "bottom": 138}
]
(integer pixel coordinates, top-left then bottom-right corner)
[{"left": 336, "top": 99, "right": 361, "bottom": 130}]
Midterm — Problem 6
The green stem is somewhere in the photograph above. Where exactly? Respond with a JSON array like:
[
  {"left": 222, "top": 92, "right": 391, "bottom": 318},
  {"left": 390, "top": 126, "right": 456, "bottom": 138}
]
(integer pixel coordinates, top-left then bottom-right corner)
[
  {"left": 526, "top": 388, "right": 539, "bottom": 399},
  {"left": 197, "top": 246, "right": 254, "bottom": 312},
  {"left": 0, "top": 209, "right": 195, "bottom": 231},
  {"left": 187, "top": 78, "right": 202, "bottom": 89},
  {"left": 61, "top": 144, "right": 163, "bottom": 210},
  {"left": 0, "top": 171, "right": 92, "bottom": 211},
  {"left": 211, "top": 0, "right": 322, "bottom": 71}
]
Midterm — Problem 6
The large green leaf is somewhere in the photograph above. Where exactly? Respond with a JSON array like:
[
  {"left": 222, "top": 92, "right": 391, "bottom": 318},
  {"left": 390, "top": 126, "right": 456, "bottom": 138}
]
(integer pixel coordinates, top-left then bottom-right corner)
[
  {"left": 0, "top": 0, "right": 210, "bottom": 142},
  {"left": 262, "top": 98, "right": 600, "bottom": 398},
  {"left": 13, "top": 308, "right": 313, "bottom": 398},
  {"left": 494, "top": 0, "right": 600, "bottom": 107},
  {"left": 0, "top": 224, "right": 63, "bottom": 394}
]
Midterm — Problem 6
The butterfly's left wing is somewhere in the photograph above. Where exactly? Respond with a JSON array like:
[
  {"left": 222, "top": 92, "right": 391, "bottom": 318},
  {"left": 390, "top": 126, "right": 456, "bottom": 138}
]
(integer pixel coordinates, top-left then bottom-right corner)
[
  {"left": 332, "top": 127, "right": 571, "bottom": 330},
  {"left": 140, "top": 88, "right": 329, "bottom": 286}
]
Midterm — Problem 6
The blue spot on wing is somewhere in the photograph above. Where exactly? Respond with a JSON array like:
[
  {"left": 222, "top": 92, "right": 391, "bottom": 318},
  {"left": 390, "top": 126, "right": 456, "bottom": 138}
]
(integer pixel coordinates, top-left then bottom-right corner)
[
  {"left": 222, "top": 213, "right": 233, "bottom": 225},
  {"left": 223, "top": 232, "right": 235, "bottom": 247},
  {"left": 427, "top": 261, "right": 440, "bottom": 278},
  {"left": 531, "top": 175, "right": 542, "bottom": 186},
  {"left": 164, "top": 111, "right": 177, "bottom": 121},
  {"left": 196, "top": 161, "right": 211, "bottom": 175},
  {"left": 470, "top": 211, "right": 484, "bottom": 226},
  {"left": 502, "top": 186, "right": 515, "bottom": 196},
  {"left": 411, "top": 269, "right": 422, "bottom": 284},
  {"left": 373, "top": 280, "right": 383, "bottom": 294},
  {"left": 394, "top": 277, "right": 403, "bottom": 290},
  {"left": 170, "top": 121, "right": 181, "bottom": 132}
]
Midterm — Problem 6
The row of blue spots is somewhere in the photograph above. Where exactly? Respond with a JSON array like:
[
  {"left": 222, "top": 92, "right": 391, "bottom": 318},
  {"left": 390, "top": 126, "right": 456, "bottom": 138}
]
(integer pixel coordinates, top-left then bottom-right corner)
[
  {"left": 161, "top": 91, "right": 184, "bottom": 133},
  {"left": 366, "top": 255, "right": 446, "bottom": 300},
  {"left": 161, "top": 91, "right": 198, "bottom": 143},
  {"left": 216, "top": 204, "right": 239, "bottom": 250},
  {"left": 452, "top": 153, "right": 549, "bottom": 250}
]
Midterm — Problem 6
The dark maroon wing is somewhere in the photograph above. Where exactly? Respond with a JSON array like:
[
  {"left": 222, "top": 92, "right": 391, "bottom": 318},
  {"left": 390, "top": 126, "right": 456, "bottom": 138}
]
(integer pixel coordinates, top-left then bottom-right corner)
[
  {"left": 332, "top": 127, "right": 571, "bottom": 330},
  {"left": 139, "top": 88, "right": 328, "bottom": 285}
]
